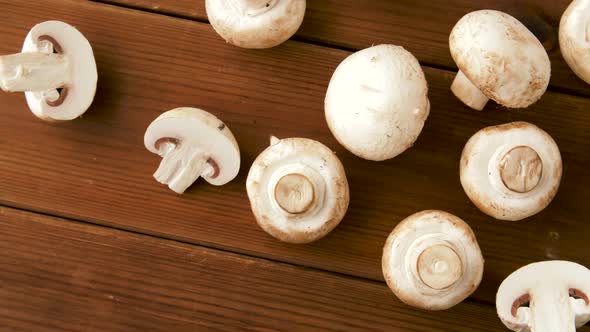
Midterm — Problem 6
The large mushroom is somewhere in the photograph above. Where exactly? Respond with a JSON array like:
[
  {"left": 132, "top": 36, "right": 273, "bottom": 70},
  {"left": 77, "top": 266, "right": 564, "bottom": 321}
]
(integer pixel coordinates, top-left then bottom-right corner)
[
  {"left": 559, "top": 0, "right": 590, "bottom": 84},
  {"left": 325, "top": 44, "right": 430, "bottom": 161},
  {"left": 205, "top": 0, "right": 306, "bottom": 49},
  {"left": 0, "top": 21, "right": 97, "bottom": 121},
  {"left": 382, "top": 210, "right": 484, "bottom": 310},
  {"left": 497, "top": 261, "right": 590, "bottom": 331},
  {"left": 144, "top": 107, "right": 240, "bottom": 194},
  {"left": 449, "top": 10, "right": 551, "bottom": 111},
  {"left": 246, "top": 136, "right": 349, "bottom": 243},
  {"left": 460, "top": 122, "right": 561, "bottom": 221}
]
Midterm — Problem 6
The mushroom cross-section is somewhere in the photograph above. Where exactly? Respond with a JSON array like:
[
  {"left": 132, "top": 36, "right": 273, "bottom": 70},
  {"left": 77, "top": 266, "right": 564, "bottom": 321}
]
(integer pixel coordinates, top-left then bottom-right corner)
[
  {"left": 144, "top": 107, "right": 241, "bottom": 194},
  {"left": 325, "top": 44, "right": 430, "bottom": 161},
  {"left": 559, "top": 0, "right": 590, "bottom": 84},
  {"left": 205, "top": 0, "right": 306, "bottom": 49},
  {"left": 497, "top": 261, "right": 590, "bottom": 332},
  {"left": 460, "top": 122, "right": 561, "bottom": 221},
  {"left": 0, "top": 21, "right": 97, "bottom": 121},
  {"left": 382, "top": 210, "right": 484, "bottom": 310},
  {"left": 246, "top": 136, "right": 349, "bottom": 243},
  {"left": 449, "top": 10, "right": 550, "bottom": 111}
]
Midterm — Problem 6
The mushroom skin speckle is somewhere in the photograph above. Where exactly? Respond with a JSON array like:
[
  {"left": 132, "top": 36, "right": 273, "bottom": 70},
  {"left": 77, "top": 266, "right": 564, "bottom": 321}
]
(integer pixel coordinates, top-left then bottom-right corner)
[
  {"left": 246, "top": 136, "right": 349, "bottom": 243},
  {"left": 560, "top": 0, "right": 590, "bottom": 84},
  {"left": 325, "top": 44, "right": 430, "bottom": 161}
]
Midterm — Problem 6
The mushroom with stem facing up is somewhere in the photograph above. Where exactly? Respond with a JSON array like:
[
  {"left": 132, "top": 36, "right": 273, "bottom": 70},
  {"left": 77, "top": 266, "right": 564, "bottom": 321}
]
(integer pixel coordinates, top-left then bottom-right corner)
[
  {"left": 144, "top": 107, "right": 241, "bottom": 194},
  {"left": 496, "top": 261, "right": 590, "bottom": 332},
  {"left": 246, "top": 136, "right": 349, "bottom": 243},
  {"left": 449, "top": 10, "right": 550, "bottom": 111},
  {"left": 382, "top": 210, "right": 484, "bottom": 310},
  {"left": 559, "top": 0, "right": 590, "bottom": 84},
  {"left": 0, "top": 21, "right": 97, "bottom": 121}
]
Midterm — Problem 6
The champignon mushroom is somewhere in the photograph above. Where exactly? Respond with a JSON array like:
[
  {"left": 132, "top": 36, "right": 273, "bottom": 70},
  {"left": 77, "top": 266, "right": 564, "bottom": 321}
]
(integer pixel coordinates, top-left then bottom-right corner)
[
  {"left": 382, "top": 210, "right": 484, "bottom": 310},
  {"left": 324, "top": 44, "right": 430, "bottom": 161},
  {"left": 205, "top": 0, "right": 306, "bottom": 49},
  {"left": 246, "top": 136, "right": 349, "bottom": 243},
  {"left": 449, "top": 10, "right": 551, "bottom": 111},
  {"left": 144, "top": 107, "right": 240, "bottom": 194},
  {"left": 496, "top": 261, "right": 590, "bottom": 332},
  {"left": 559, "top": 0, "right": 590, "bottom": 84},
  {"left": 460, "top": 121, "right": 561, "bottom": 221},
  {"left": 0, "top": 21, "right": 97, "bottom": 121}
]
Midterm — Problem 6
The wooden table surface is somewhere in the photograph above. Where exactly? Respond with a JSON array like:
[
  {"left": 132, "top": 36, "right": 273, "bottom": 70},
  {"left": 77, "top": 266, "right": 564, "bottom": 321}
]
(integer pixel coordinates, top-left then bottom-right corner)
[{"left": 1, "top": 0, "right": 588, "bottom": 330}]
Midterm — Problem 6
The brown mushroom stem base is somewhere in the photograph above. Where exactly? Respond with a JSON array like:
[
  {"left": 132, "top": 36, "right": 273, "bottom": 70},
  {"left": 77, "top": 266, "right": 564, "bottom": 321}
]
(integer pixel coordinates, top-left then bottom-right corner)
[
  {"left": 451, "top": 70, "right": 489, "bottom": 111},
  {"left": 0, "top": 52, "right": 69, "bottom": 93},
  {"left": 274, "top": 173, "right": 315, "bottom": 214},
  {"left": 417, "top": 245, "right": 462, "bottom": 290}
]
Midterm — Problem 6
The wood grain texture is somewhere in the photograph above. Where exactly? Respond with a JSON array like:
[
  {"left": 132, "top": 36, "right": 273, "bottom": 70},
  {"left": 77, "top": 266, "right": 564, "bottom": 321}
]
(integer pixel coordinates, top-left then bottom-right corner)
[
  {"left": 99, "top": 0, "right": 590, "bottom": 96},
  {"left": 0, "top": 206, "right": 506, "bottom": 331},
  {"left": 0, "top": 0, "right": 588, "bottom": 307}
]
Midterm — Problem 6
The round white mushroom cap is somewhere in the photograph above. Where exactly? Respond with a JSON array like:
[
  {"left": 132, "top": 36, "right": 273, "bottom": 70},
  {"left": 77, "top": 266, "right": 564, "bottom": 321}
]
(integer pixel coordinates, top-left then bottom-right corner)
[
  {"left": 325, "top": 44, "right": 430, "bottom": 161},
  {"left": 205, "top": 0, "right": 306, "bottom": 49},
  {"left": 449, "top": 10, "right": 550, "bottom": 110},
  {"left": 382, "top": 210, "right": 484, "bottom": 310},
  {"left": 246, "top": 136, "right": 349, "bottom": 243},
  {"left": 559, "top": 0, "right": 590, "bottom": 84}
]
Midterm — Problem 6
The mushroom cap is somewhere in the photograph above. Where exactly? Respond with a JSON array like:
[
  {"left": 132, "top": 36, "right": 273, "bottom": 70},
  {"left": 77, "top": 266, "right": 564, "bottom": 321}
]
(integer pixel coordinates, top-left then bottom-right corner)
[
  {"left": 449, "top": 10, "right": 550, "bottom": 108},
  {"left": 246, "top": 137, "right": 349, "bottom": 243},
  {"left": 22, "top": 21, "right": 97, "bottom": 121},
  {"left": 325, "top": 44, "right": 430, "bottom": 161},
  {"left": 382, "top": 210, "right": 484, "bottom": 310},
  {"left": 559, "top": 0, "right": 590, "bottom": 84},
  {"left": 144, "top": 107, "right": 240, "bottom": 186},
  {"left": 496, "top": 261, "right": 590, "bottom": 331},
  {"left": 205, "top": 0, "right": 306, "bottom": 49},
  {"left": 460, "top": 121, "right": 561, "bottom": 221}
]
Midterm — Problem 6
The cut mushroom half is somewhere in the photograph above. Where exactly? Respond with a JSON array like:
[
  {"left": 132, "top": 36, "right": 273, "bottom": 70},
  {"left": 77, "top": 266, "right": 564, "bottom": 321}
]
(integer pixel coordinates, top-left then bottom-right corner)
[
  {"left": 144, "top": 107, "right": 240, "bottom": 194},
  {"left": 560, "top": 0, "right": 590, "bottom": 84},
  {"left": 325, "top": 44, "right": 430, "bottom": 161},
  {"left": 0, "top": 21, "right": 97, "bottom": 121},
  {"left": 497, "top": 261, "right": 590, "bottom": 331},
  {"left": 382, "top": 210, "right": 484, "bottom": 310},
  {"left": 449, "top": 10, "right": 550, "bottom": 111},
  {"left": 460, "top": 122, "right": 561, "bottom": 221},
  {"left": 205, "top": 0, "right": 306, "bottom": 49},
  {"left": 246, "top": 136, "right": 349, "bottom": 243}
]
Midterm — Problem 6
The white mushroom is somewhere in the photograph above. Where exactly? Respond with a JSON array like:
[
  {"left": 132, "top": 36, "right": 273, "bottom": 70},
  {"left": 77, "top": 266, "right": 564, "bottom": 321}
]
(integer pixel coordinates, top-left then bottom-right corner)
[
  {"left": 246, "top": 136, "right": 349, "bottom": 243},
  {"left": 324, "top": 44, "right": 430, "bottom": 161},
  {"left": 0, "top": 21, "right": 97, "bottom": 121},
  {"left": 559, "top": 0, "right": 590, "bottom": 84},
  {"left": 449, "top": 10, "right": 551, "bottom": 111},
  {"left": 144, "top": 107, "right": 240, "bottom": 194},
  {"left": 460, "top": 121, "right": 561, "bottom": 221},
  {"left": 496, "top": 261, "right": 590, "bottom": 332},
  {"left": 205, "top": 0, "right": 306, "bottom": 49},
  {"left": 382, "top": 210, "right": 484, "bottom": 310}
]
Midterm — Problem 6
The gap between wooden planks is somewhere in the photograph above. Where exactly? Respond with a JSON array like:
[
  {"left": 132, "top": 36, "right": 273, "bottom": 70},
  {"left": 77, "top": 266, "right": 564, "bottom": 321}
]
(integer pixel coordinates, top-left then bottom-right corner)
[{"left": 0, "top": 0, "right": 588, "bottom": 307}]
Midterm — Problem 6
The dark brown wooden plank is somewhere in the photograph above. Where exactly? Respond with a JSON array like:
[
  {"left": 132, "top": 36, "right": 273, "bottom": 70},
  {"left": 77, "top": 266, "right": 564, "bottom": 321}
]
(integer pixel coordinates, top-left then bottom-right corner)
[
  {"left": 0, "top": 206, "right": 506, "bottom": 331},
  {"left": 0, "top": 0, "right": 589, "bottom": 306}
]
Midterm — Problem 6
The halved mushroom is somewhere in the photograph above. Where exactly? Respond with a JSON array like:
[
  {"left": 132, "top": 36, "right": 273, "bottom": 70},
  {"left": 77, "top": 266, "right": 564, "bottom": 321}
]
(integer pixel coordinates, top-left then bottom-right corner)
[
  {"left": 205, "top": 0, "right": 306, "bottom": 49},
  {"left": 325, "top": 44, "right": 430, "bottom": 161},
  {"left": 497, "top": 261, "right": 590, "bottom": 331},
  {"left": 382, "top": 210, "right": 484, "bottom": 310},
  {"left": 449, "top": 10, "right": 550, "bottom": 111},
  {"left": 460, "top": 122, "right": 561, "bottom": 221},
  {"left": 559, "top": 0, "right": 590, "bottom": 84},
  {"left": 246, "top": 136, "right": 349, "bottom": 243},
  {"left": 144, "top": 107, "right": 240, "bottom": 194},
  {"left": 0, "top": 21, "right": 97, "bottom": 121}
]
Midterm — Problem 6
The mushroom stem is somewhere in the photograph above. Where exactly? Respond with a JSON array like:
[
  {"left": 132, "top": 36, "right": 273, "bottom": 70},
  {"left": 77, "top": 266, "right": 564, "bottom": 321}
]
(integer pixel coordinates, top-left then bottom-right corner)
[
  {"left": 0, "top": 52, "right": 69, "bottom": 93},
  {"left": 527, "top": 287, "right": 575, "bottom": 332},
  {"left": 451, "top": 70, "right": 489, "bottom": 111},
  {"left": 232, "top": 0, "right": 278, "bottom": 16}
]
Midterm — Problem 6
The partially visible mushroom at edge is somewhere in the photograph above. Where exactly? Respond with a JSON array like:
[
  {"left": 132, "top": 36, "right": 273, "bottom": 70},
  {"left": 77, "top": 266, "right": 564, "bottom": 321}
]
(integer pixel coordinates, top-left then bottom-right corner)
[{"left": 559, "top": 0, "right": 590, "bottom": 84}]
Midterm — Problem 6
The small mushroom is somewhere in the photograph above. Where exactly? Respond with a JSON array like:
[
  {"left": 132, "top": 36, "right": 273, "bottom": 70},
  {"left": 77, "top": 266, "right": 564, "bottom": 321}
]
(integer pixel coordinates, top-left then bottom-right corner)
[
  {"left": 460, "top": 121, "right": 561, "bottom": 221},
  {"left": 0, "top": 21, "right": 97, "bottom": 121},
  {"left": 205, "top": 0, "right": 306, "bottom": 49},
  {"left": 559, "top": 0, "right": 590, "bottom": 84},
  {"left": 246, "top": 136, "right": 349, "bottom": 243},
  {"left": 144, "top": 107, "right": 240, "bottom": 194},
  {"left": 496, "top": 261, "right": 590, "bottom": 331},
  {"left": 382, "top": 210, "right": 484, "bottom": 310},
  {"left": 324, "top": 44, "right": 430, "bottom": 161},
  {"left": 449, "top": 10, "right": 551, "bottom": 111}
]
